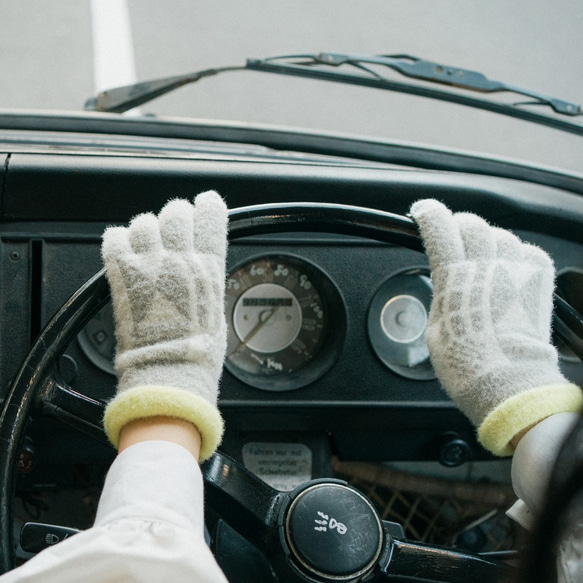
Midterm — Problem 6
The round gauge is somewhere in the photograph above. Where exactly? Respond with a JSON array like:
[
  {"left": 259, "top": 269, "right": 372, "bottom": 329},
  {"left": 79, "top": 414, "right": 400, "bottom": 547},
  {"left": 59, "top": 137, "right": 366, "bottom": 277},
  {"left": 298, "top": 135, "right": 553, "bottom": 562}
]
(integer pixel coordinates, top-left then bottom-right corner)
[
  {"left": 77, "top": 302, "right": 116, "bottom": 375},
  {"left": 368, "top": 268, "right": 436, "bottom": 380},
  {"left": 225, "top": 255, "right": 345, "bottom": 391},
  {"left": 380, "top": 295, "right": 427, "bottom": 344}
]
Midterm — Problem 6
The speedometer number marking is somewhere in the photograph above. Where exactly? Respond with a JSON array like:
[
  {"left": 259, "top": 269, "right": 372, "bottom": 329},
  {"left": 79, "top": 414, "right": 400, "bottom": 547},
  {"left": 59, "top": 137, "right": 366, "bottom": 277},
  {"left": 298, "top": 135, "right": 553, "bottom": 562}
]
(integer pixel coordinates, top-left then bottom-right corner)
[{"left": 225, "top": 256, "right": 336, "bottom": 389}]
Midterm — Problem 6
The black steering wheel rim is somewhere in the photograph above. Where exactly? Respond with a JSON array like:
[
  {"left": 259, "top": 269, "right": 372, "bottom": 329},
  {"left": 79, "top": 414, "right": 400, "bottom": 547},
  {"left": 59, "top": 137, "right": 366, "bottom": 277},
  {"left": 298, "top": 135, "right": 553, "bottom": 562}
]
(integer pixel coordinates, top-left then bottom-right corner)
[
  {"left": 0, "top": 202, "right": 420, "bottom": 574},
  {"left": 0, "top": 201, "right": 579, "bottom": 579}
]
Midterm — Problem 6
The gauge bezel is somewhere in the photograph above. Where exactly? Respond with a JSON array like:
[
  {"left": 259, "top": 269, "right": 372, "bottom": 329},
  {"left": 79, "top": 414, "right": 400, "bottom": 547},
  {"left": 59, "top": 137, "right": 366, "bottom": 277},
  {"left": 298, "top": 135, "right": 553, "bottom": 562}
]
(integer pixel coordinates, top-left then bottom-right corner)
[
  {"left": 225, "top": 253, "right": 346, "bottom": 391},
  {"left": 368, "top": 266, "right": 435, "bottom": 381}
]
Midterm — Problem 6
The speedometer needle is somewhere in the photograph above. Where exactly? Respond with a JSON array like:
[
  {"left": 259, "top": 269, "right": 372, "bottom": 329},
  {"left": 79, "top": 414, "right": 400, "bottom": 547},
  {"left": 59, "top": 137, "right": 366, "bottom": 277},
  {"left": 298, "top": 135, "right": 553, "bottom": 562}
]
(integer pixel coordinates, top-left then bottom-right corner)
[{"left": 233, "top": 307, "right": 281, "bottom": 354}]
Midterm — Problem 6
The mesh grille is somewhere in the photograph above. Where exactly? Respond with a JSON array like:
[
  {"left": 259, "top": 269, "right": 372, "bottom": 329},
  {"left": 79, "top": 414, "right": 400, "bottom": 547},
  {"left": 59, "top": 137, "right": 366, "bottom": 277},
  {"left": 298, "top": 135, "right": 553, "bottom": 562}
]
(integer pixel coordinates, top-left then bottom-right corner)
[{"left": 333, "top": 458, "right": 519, "bottom": 553}]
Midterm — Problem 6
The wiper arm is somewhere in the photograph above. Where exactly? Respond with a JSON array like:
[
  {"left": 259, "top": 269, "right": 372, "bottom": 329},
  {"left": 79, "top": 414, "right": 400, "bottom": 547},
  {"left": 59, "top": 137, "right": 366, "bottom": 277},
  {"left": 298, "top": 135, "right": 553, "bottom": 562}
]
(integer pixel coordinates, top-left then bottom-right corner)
[
  {"left": 84, "top": 66, "right": 244, "bottom": 114},
  {"left": 85, "top": 51, "right": 582, "bottom": 123}
]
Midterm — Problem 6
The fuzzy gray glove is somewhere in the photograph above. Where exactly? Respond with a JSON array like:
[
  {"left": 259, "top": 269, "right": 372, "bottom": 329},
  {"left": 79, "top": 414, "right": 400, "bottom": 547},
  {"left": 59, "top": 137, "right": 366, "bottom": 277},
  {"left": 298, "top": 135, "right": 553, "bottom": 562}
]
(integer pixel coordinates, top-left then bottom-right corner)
[
  {"left": 102, "top": 191, "right": 228, "bottom": 460},
  {"left": 410, "top": 199, "right": 582, "bottom": 455}
]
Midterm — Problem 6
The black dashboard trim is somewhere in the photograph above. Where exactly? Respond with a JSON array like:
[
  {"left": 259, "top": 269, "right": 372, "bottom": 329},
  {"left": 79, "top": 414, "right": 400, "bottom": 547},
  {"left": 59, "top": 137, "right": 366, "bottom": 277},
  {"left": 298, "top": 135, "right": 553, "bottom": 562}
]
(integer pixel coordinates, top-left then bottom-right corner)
[{"left": 2, "top": 114, "right": 583, "bottom": 194}]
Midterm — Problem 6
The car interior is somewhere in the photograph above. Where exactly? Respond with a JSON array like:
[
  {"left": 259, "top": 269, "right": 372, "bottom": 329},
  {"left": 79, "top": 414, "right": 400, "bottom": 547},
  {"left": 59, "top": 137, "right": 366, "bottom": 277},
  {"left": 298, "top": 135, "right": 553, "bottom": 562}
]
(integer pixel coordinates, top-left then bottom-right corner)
[{"left": 2, "top": 113, "right": 583, "bottom": 581}]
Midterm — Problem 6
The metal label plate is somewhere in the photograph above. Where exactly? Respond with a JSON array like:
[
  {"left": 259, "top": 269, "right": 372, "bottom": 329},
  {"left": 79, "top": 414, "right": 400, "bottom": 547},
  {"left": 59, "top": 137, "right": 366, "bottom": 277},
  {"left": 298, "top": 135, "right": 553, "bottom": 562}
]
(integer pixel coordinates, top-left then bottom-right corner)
[{"left": 242, "top": 442, "right": 312, "bottom": 491}]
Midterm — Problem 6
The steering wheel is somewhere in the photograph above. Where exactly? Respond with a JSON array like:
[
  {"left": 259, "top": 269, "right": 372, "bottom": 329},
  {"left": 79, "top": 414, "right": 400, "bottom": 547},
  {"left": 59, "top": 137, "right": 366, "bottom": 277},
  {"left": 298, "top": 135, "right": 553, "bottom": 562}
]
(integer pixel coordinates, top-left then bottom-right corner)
[{"left": 3, "top": 201, "right": 575, "bottom": 581}]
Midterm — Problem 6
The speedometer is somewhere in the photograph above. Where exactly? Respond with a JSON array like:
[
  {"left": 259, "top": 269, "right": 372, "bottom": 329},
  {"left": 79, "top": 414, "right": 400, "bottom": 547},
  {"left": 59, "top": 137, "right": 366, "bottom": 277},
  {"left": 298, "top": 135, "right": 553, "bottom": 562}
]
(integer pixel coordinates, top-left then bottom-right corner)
[{"left": 225, "top": 255, "right": 345, "bottom": 391}]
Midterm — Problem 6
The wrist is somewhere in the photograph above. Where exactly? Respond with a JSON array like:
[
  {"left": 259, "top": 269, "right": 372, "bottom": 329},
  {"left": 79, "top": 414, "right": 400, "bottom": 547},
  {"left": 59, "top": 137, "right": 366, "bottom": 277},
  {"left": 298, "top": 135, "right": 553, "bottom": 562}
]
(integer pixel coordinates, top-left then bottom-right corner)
[
  {"left": 104, "top": 385, "right": 224, "bottom": 460},
  {"left": 119, "top": 417, "right": 202, "bottom": 460}
]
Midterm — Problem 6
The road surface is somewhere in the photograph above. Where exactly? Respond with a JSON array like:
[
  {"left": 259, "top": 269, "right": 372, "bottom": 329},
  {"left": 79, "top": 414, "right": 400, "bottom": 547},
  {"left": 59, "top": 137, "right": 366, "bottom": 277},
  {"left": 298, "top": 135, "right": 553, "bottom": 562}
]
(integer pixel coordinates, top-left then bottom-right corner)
[{"left": 2, "top": 0, "right": 583, "bottom": 172}]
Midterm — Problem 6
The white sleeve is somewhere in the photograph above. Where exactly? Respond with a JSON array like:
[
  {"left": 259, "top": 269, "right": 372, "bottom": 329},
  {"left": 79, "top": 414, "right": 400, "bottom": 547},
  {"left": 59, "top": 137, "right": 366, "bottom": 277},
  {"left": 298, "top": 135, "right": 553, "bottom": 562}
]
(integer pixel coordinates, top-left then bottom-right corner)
[
  {"left": 507, "top": 412, "right": 583, "bottom": 583},
  {"left": 508, "top": 412, "right": 580, "bottom": 530},
  {"left": 0, "top": 441, "right": 228, "bottom": 583}
]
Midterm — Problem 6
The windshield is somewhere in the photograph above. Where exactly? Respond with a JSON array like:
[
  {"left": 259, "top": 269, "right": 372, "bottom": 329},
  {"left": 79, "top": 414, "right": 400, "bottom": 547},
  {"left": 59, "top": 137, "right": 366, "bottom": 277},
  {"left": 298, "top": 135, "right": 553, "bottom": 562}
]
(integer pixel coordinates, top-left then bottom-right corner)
[{"left": 3, "top": 1, "right": 583, "bottom": 173}]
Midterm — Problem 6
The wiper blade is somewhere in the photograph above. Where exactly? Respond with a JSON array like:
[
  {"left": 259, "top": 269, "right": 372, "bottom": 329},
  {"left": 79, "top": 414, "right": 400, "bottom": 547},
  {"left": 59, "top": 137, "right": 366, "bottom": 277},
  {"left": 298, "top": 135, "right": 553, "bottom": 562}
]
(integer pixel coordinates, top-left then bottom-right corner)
[
  {"left": 249, "top": 52, "right": 582, "bottom": 117},
  {"left": 304, "top": 53, "right": 582, "bottom": 116},
  {"left": 85, "top": 51, "right": 583, "bottom": 124}
]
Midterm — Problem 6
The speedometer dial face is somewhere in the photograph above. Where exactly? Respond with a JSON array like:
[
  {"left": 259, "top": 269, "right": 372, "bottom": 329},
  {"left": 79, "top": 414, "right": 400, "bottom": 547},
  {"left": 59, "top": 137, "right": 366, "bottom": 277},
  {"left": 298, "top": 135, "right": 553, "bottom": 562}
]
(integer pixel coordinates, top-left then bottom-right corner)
[{"left": 225, "top": 255, "right": 344, "bottom": 391}]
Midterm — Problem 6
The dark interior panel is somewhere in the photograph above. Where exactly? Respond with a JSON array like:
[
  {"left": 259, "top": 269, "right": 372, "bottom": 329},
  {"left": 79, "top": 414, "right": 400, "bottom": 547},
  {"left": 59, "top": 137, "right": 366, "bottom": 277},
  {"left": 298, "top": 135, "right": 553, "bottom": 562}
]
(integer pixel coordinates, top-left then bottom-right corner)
[{"left": 2, "top": 148, "right": 583, "bottom": 468}]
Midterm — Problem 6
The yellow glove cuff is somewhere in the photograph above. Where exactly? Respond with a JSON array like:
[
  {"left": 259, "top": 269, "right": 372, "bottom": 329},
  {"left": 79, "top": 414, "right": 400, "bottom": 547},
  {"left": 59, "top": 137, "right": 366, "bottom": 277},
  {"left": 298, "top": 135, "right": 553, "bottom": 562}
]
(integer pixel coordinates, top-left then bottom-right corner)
[
  {"left": 478, "top": 383, "right": 583, "bottom": 456},
  {"left": 103, "top": 386, "right": 224, "bottom": 461}
]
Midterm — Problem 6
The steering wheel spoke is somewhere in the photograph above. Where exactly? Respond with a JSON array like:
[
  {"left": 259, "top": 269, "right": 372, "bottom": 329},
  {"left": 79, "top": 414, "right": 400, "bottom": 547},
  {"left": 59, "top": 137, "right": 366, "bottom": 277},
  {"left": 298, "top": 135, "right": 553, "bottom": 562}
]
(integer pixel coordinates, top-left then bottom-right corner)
[
  {"left": 203, "top": 452, "right": 286, "bottom": 551},
  {"left": 379, "top": 537, "right": 514, "bottom": 582},
  {"left": 38, "top": 377, "right": 108, "bottom": 444}
]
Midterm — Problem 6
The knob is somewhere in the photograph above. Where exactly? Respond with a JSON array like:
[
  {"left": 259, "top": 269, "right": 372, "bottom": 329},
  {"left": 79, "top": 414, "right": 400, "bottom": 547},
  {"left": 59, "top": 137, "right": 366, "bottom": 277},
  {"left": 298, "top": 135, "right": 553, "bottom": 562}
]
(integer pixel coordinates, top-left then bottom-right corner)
[{"left": 439, "top": 433, "right": 470, "bottom": 467}]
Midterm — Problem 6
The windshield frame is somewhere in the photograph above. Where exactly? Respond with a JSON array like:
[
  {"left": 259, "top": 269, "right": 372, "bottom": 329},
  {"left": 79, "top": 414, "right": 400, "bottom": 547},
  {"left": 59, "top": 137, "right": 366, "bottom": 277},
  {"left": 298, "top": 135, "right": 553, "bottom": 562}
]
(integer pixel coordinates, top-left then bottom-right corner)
[{"left": 2, "top": 110, "right": 583, "bottom": 196}]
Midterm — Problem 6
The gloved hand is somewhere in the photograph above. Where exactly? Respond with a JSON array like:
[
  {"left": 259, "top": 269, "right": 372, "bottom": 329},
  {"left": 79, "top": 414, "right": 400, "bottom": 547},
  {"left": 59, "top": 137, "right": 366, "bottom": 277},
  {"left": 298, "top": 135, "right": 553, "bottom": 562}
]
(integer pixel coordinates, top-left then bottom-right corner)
[
  {"left": 101, "top": 191, "right": 228, "bottom": 461},
  {"left": 410, "top": 199, "right": 582, "bottom": 455}
]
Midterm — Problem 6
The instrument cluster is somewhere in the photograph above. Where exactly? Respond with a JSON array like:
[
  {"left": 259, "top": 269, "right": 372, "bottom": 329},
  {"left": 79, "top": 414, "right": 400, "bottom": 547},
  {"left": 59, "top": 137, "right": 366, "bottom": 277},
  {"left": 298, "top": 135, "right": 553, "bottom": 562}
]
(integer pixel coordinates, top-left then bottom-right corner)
[{"left": 78, "top": 253, "right": 437, "bottom": 391}]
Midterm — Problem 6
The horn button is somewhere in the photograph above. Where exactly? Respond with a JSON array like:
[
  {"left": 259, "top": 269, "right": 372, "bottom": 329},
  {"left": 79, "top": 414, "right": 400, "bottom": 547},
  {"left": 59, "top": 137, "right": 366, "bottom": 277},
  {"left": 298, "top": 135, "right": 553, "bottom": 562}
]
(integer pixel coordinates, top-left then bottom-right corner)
[{"left": 282, "top": 481, "right": 384, "bottom": 581}]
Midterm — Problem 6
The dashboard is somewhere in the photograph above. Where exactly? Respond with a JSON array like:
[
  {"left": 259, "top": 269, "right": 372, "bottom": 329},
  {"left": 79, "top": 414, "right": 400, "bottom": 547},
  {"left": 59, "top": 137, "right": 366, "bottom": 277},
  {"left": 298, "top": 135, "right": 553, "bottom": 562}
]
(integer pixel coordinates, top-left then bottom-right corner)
[{"left": 2, "top": 132, "right": 583, "bottom": 495}]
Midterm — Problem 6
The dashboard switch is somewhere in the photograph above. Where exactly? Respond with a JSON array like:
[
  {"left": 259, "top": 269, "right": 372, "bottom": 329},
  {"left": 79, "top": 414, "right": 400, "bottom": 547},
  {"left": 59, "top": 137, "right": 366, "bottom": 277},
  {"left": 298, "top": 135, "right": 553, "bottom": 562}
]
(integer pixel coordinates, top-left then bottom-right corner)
[
  {"left": 20, "top": 522, "right": 81, "bottom": 554},
  {"left": 439, "top": 433, "right": 470, "bottom": 467}
]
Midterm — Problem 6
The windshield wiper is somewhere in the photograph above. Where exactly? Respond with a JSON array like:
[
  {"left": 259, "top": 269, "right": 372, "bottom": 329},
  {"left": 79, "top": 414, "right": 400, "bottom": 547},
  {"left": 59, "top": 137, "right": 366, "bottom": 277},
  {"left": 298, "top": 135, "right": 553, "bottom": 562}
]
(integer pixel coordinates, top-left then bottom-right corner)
[
  {"left": 254, "top": 53, "right": 582, "bottom": 116},
  {"left": 85, "top": 52, "right": 583, "bottom": 133}
]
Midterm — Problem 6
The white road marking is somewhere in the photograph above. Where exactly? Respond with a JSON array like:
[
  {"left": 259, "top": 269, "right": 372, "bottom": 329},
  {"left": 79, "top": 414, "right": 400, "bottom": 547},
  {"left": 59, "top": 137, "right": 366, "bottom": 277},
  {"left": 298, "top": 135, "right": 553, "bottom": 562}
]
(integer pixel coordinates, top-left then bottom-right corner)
[{"left": 90, "top": 0, "right": 140, "bottom": 113}]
